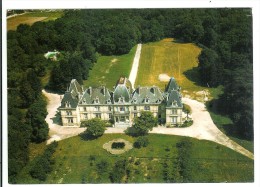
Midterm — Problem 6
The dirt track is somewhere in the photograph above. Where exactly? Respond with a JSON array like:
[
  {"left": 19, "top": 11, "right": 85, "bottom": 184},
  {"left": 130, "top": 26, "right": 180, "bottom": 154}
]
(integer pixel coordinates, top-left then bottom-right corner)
[{"left": 128, "top": 44, "right": 142, "bottom": 89}]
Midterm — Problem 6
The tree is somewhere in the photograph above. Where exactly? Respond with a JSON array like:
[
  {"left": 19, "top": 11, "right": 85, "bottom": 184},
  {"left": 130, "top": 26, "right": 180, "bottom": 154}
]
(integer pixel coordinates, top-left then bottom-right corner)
[
  {"left": 110, "top": 159, "right": 128, "bottom": 183},
  {"left": 26, "top": 97, "right": 49, "bottom": 143},
  {"left": 30, "top": 141, "right": 58, "bottom": 181},
  {"left": 198, "top": 48, "right": 219, "bottom": 87},
  {"left": 83, "top": 118, "right": 106, "bottom": 138},
  {"left": 134, "top": 136, "right": 149, "bottom": 148},
  {"left": 132, "top": 111, "right": 157, "bottom": 135},
  {"left": 176, "top": 139, "right": 193, "bottom": 182}
]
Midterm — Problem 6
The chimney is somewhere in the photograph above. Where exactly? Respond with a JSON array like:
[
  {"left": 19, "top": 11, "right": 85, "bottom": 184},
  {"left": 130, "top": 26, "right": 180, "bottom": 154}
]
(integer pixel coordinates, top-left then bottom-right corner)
[
  {"left": 165, "top": 93, "right": 169, "bottom": 101},
  {"left": 102, "top": 86, "right": 106, "bottom": 96},
  {"left": 89, "top": 87, "right": 92, "bottom": 96},
  {"left": 136, "top": 86, "right": 140, "bottom": 95}
]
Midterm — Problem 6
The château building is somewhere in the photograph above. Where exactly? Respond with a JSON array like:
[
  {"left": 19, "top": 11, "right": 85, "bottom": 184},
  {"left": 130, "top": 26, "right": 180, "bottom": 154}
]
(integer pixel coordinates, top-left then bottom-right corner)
[{"left": 59, "top": 77, "right": 183, "bottom": 127}]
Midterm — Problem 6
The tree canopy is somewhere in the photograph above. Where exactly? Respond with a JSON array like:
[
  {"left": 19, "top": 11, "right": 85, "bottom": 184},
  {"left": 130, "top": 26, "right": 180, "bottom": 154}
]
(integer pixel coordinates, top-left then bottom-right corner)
[
  {"left": 82, "top": 118, "right": 107, "bottom": 138},
  {"left": 133, "top": 111, "right": 158, "bottom": 135}
]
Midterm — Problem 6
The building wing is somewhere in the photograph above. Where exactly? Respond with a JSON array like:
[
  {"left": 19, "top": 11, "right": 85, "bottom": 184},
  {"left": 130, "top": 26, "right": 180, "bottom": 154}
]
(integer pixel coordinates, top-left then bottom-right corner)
[
  {"left": 132, "top": 86, "right": 164, "bottom": 104},
  {"left": 166, "top": 90, "right": 182, "bottom": 108},
  {"left": 165, "top": 77, "right": 179, "bottom": 92}
]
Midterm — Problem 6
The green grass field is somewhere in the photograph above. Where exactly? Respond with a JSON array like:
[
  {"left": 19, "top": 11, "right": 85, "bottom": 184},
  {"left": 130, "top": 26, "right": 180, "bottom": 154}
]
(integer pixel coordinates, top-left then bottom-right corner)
[
  {"left": 135, "top": 38, "right": 222, "bottom": 100},
  {"left": 83, "top": 45, "right": 137, "bottom": 89},
  {"left": 16, "top": 134, "right": 253, "bottom": 184},
  {"left": 7, "top": 11, "right": 64, "bottom": 31}
]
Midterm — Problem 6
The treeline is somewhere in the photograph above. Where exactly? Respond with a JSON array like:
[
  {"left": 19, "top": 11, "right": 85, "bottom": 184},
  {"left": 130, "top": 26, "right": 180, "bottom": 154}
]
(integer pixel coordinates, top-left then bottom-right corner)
[
  {"left": 7, "top": 8, "right": 253, "bottom": 182},
  {"left": 56, "top": 9, "right": 253, "bottom": 139},
  {"left": 163, "top": 139, "right": 194, "bottom": 182},
  {"left": 30, "top": 141, "right": 58, "bottom": 181},
  {"left": 194, "top": 9, "right": 253, "bottom": 140}
]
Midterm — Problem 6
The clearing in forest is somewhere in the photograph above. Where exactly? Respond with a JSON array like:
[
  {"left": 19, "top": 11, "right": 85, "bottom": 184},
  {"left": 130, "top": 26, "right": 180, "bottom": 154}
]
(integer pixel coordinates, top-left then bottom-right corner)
[
  {"left": 135, "top": 38, "right": 222, "bottom": 100},
  {"left": 7, "top": 11, "right": 64, "bottom": 31}
]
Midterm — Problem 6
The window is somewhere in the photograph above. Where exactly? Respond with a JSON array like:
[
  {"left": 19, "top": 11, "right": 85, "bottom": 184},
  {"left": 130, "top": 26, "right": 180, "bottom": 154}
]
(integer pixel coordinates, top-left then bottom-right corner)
[
  {"left": 109, "top": 106, "right": 112, "bottom": 111},
  {"left": 66, "top": 111, "right": 72, "bottom": 115},
  {"left": 172, "top": 109, "right": 177, "bottom": 115},
  {"left": 144, "top": 106, "right": 150, "bottom": 111},
  {"left": 172, "top": 100, "right": 177, "bottom": 107},
  {"left": 134, "top": 106, "right": 137, "bottom": 111},
  {"left": 65, "top": 101, "right": 71, "bottom": 108},
  {"left": 83, "top": 107, "right": 87, "bottom": 111},
  {"left": 94, "top": 106, "right": 100, "bottom": 111},
  {"left": 119, "top": 106, "right": 125, "bottom": 112},
  {"left": 120, "top": 116, "right": 125, "bottom": 122},
  {"left": 119, "top": 97, "right": 124, "bottom": 103},
  {"left": 145, "top": 97, "right": 149, "bottom": 103},
  {"left": 95, "top": 113, "right": 101, "bottom": 118},
  {"left": 134, "top": 113, "right": 137, "bottom": 117},
  {"left": 95, "top": 97, "right": 99, "bottom": 104},
  {"left": 84, "top": 114, "right": 88, "bottom": 119},
  {"left": 172, "top": 117, "right": 177, "bottom": 124},
  {"left": 109, "top": 113, "right": 112, "bottom": 119},
  {"left": 68, "top": 118, "right": 73, "bottom": 123}
]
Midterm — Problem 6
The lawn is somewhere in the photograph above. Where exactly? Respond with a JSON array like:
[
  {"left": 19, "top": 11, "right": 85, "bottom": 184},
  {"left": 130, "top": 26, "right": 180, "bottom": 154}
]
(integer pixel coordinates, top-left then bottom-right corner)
[
  {"left": 7, "top": 11, "right": 64, "bottom": 31},
  {"left": 16, "top": 134, "right": 254, "bottom": 184},
  {"left": 83, "top": 45, "right": 137, "bottom": 90},
  {"left": 135, "top": 38, "right": 222, "bottom": 100}
]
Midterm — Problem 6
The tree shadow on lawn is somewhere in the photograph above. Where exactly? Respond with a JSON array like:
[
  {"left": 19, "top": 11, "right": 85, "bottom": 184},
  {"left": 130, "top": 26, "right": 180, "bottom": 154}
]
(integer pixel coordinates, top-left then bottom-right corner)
[
  {"left": 183, "top": 67, "right": 206, "bottom": 88},
  {"left": 79, "top": 132, "right": 100, "bottom": 141},
  {"left": 206, "top": 99, "right": 244, "bottom": 140},
  {"left": 124, "top": 127, "right": 142, "bottom": 137}
]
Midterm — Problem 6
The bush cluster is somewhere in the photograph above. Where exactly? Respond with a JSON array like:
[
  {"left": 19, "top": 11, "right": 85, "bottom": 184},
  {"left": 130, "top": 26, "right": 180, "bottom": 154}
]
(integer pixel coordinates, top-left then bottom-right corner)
[{"left": 134, "top": 136, "right": 149, "bottom": 148}]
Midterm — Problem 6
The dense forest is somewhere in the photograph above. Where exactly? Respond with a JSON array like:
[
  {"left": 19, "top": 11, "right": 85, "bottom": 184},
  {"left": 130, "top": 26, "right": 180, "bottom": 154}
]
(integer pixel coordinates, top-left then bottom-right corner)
[{"left": 7, "top": 9, "right": 253, "bottom": 183}]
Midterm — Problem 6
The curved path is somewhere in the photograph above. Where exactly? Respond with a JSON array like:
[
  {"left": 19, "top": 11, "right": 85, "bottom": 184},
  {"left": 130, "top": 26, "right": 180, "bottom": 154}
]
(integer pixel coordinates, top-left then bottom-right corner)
[
  {"left": 42, "top": 90, "right": 85, "bottom": 144},
  {"left": 128, "top": 44, "right": 142, "bottom": 89},
  {"left": 150, "top": 98, "right": 254, "bottom": 160}
]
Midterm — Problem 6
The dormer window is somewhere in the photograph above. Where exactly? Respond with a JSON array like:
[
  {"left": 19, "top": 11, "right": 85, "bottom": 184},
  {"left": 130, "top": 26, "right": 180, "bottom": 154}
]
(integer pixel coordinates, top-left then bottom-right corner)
[
  {"left": 82, "top": 98, "right": 86, "bottom": 104},
  {"left": 172, "top": 100, "right": 178, "bottom": 107},
  {"left": 65, "top": 101, "right": 71, "bottom": 108},
  {"left": 144, "top": 106, "right": 150, "bottom": 111},
  {"left": 95, "top": 96, "right": 99, "bottom": 104},
  {"left": 133, "top": 98, "right": 137, "bottom": 103},
  {"left": 144, "top": 96, "right": 149, "bottom": 103},
  {"left": 119, "top": 96, "right": 125, "bottom": 103},
  {"left": 107, "top": 99, "right": 111, "bottom": 104}
]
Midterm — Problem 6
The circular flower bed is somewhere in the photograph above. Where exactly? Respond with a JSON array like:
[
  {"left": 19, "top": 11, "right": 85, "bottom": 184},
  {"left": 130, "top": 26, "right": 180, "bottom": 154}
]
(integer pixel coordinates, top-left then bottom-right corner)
[{"left": 103, "top": 138, "right": 133, "bottom": 155}]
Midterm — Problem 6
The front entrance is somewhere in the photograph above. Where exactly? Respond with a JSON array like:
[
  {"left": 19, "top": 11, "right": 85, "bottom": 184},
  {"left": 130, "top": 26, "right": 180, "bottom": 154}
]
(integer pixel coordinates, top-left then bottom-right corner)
[{"left": 114, "top": 115, "right": 130, "bottom": 127}]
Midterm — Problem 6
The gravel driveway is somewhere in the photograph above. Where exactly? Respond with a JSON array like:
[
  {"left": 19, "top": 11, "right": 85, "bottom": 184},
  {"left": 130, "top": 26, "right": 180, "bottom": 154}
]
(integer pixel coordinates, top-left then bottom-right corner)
[
  {"left": 43, "top": 91, "right": 253, "bottom": 159},
  {"left": 150, "top": 98, "right": 254, "bottom": 160}
]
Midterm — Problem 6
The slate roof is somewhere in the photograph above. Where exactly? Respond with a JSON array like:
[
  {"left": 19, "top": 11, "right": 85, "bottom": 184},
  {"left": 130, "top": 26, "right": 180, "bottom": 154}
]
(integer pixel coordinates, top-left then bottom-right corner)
[
  {"left": 132, "top": 86, "right": 164, "bottom": 104},
  {"left": 113, "top": 77, "right": 131, "bottom": 103},
  {"left": 69, "top": 79, "right": 83, "bottom": 98},
  {"left": 165, "top": 77, "right": 179, "bottom": 92},
  {"left": 79, "top": 87, "right": 111, "bottom": 105},
  {"left": 166, "top": 90, "right": 182, "bottom": 108},
  {"left": 60, "top": 91, "right": 79, "bottom": 108}
]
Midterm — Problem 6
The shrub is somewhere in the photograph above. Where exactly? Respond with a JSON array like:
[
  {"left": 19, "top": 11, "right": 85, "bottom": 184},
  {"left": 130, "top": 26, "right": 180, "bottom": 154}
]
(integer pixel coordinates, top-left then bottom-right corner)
[
  {"left": 111, "top": 142, "right": 125, "bottom": 149},
  {"left": 82, "top": 118, "right": 106, "bottom": 138},
  {"left": 134, "top": 136, "right": 149, "bottom": 148}
]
